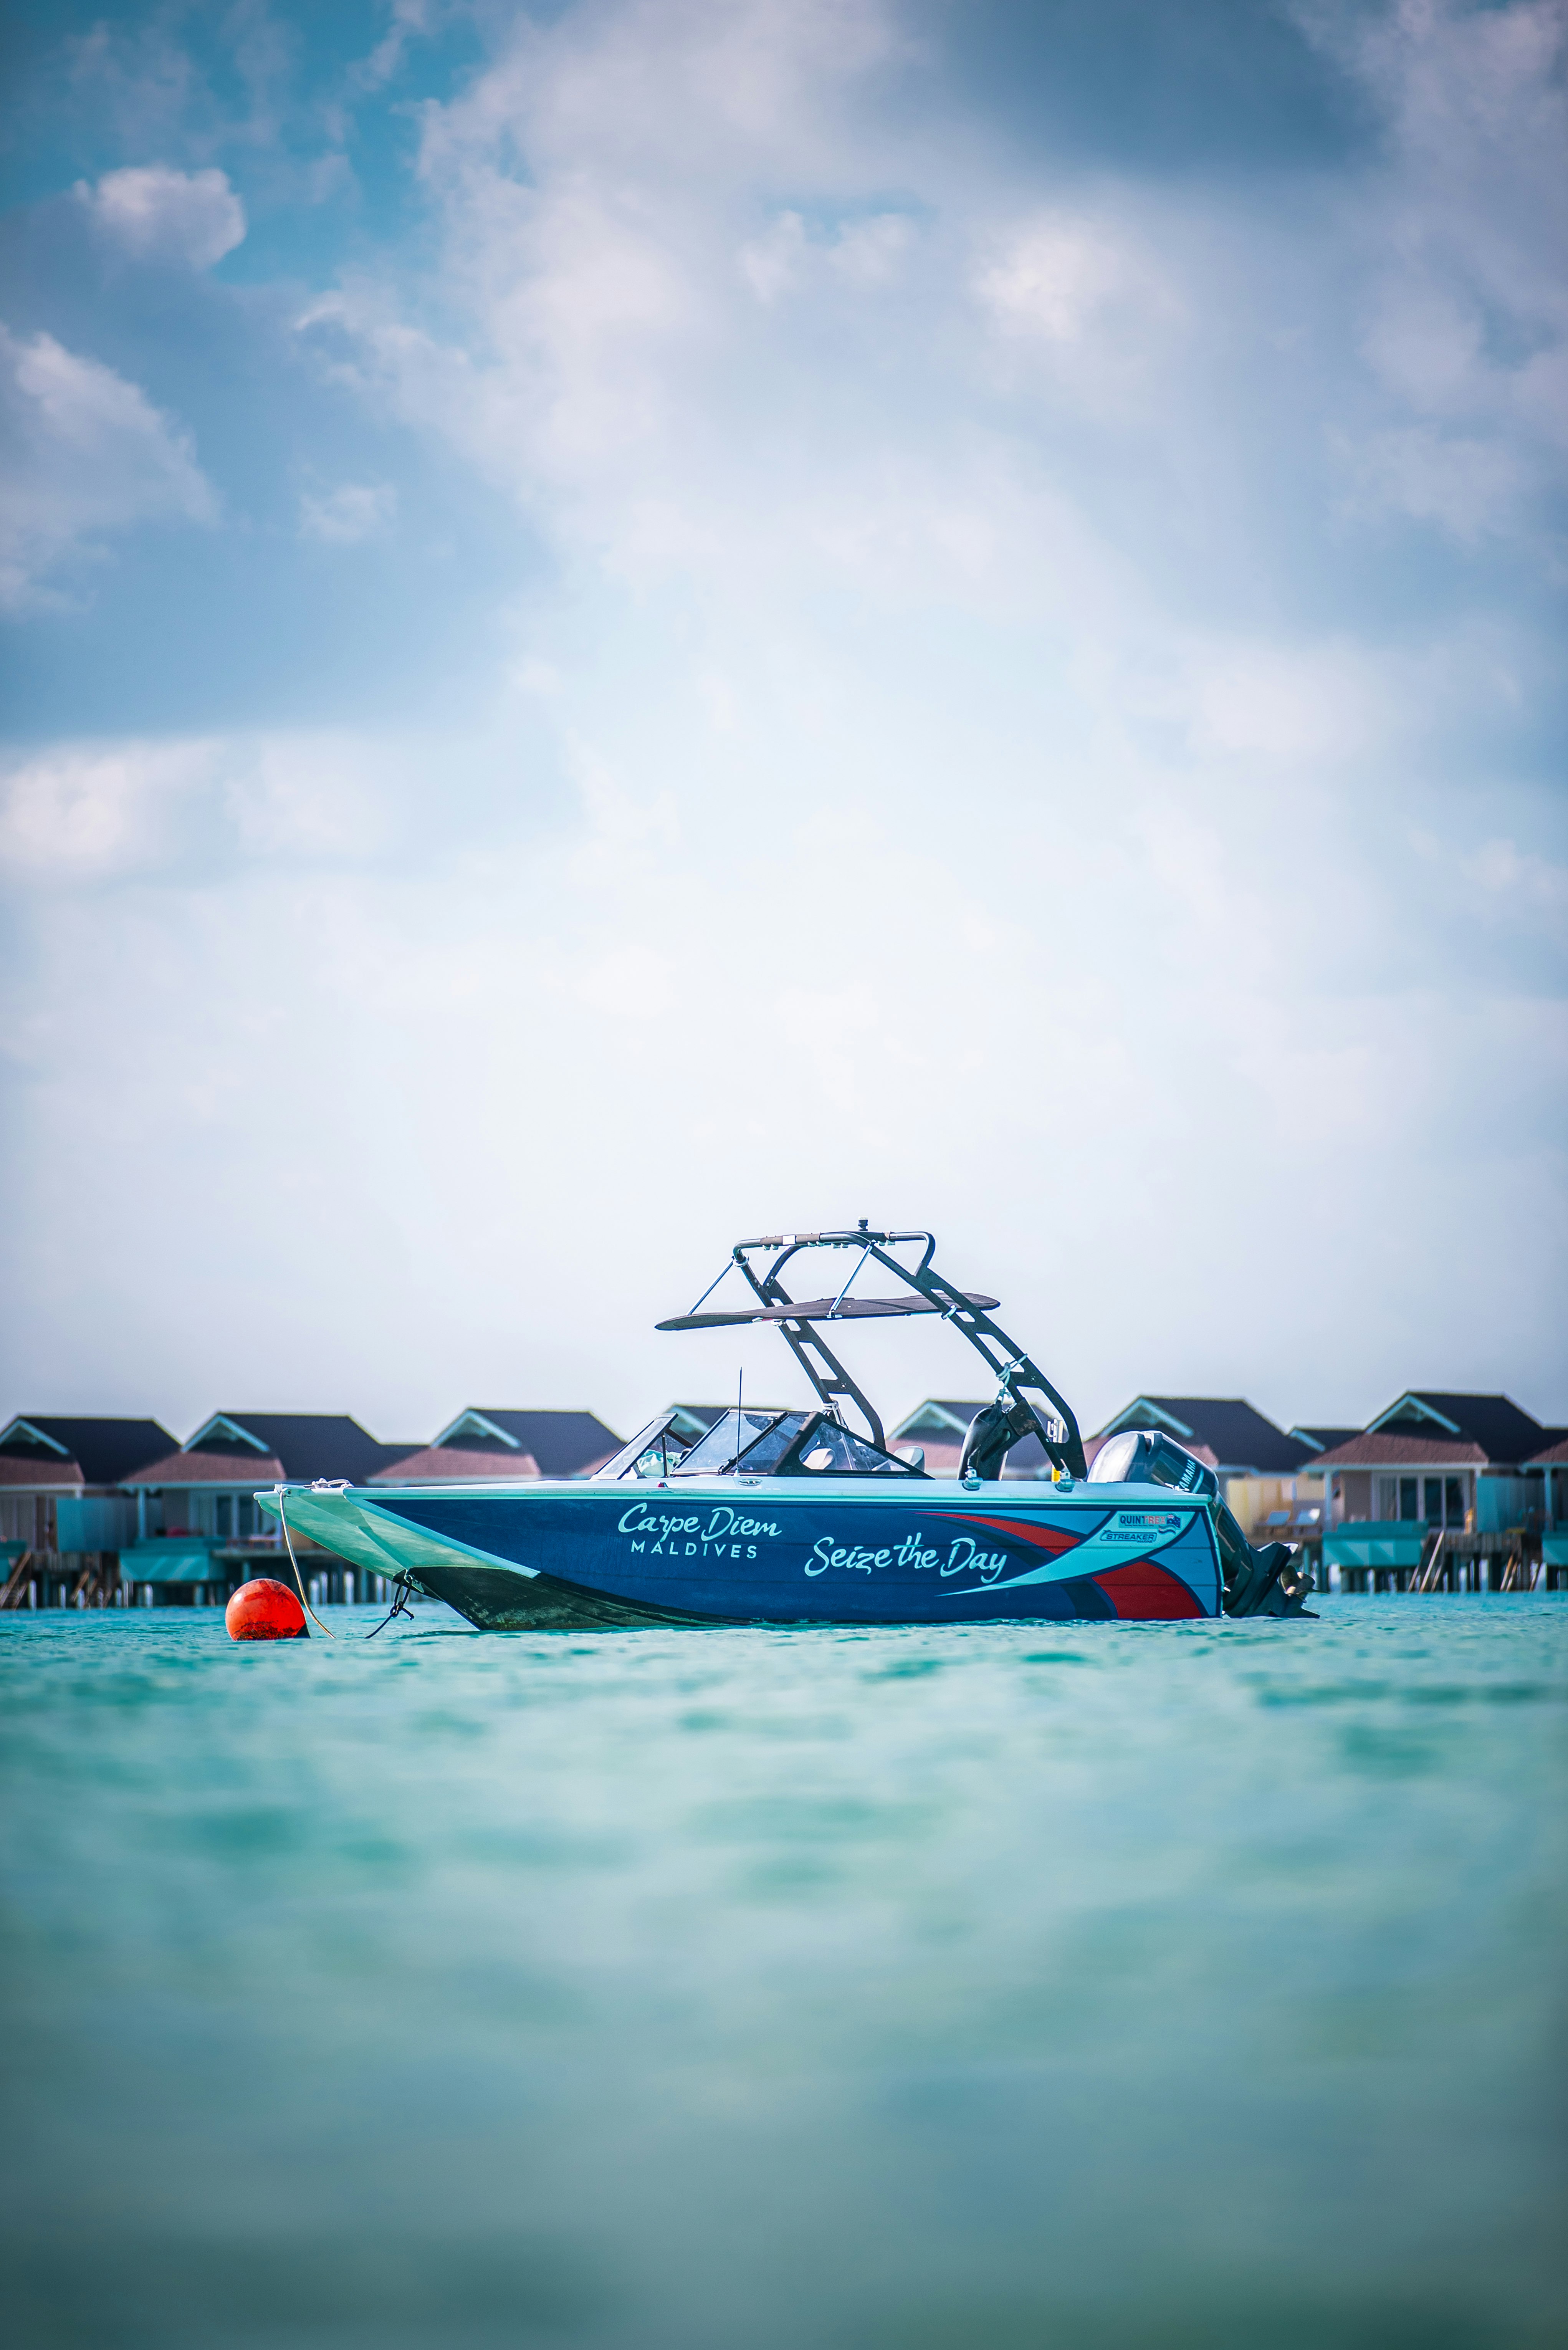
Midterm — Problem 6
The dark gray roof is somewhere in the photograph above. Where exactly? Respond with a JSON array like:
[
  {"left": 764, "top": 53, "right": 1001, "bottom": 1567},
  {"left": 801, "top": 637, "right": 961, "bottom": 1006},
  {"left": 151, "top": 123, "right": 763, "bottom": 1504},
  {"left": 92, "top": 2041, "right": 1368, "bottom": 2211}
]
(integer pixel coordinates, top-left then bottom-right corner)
[
  {"left": 665, "top": 1404, "right": 791, "bottom": 1433},
  {"left": 364, "top": 1443, "right": 425, "bottom": 1475},
  {"left": 1289, "top": 1426, "right": 1362, "bottom": 1455},
  {"left": 0, "top": 1415, "right": 177, "bottom": 1485},
  {"left": 1097, "top": 1397, "right": 1313, "bottom": 1475},
  {"left": 184, "top": 1414, "right": 415, "bottom": 1483},
  {"left": 1366, "top": 1392, "right": 1548, "bottom": 1467},
  {"left": 665, "top": 1405, "right": 733, "bottom": 1433},
  {"left": 892, "top": 1400, "right": 987, "bottom": 1436},
  {"left": 436, "top": 1410, "right": 623, "bottom": 1476}
]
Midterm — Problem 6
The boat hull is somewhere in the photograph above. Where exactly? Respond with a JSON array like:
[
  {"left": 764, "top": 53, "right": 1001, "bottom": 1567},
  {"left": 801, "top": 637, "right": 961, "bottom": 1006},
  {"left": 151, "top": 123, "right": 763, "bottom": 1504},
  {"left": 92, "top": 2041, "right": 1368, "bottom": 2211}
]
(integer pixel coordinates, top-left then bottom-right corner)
[{"left": 258, "top": 1479, "right": 1223, "bottom": 1626}]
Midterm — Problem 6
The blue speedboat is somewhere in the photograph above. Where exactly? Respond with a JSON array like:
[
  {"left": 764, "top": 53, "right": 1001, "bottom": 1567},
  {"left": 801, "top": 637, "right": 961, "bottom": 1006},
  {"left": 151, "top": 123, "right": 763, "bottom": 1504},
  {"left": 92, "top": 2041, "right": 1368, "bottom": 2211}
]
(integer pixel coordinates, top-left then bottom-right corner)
[{"left": 258, "top": 1226, "right": 1310, "bottom": 1627}]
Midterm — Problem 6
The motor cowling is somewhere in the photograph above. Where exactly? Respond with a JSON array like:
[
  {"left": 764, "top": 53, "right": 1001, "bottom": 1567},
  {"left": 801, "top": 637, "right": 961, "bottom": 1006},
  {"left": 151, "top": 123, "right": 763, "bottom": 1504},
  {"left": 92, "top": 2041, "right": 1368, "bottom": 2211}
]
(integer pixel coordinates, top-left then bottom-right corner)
[
  {"left": 1088, "top": 1428, "right": 1313, "bottom": 1617},
  {"left": 1087, "top": 1428, "right": 1219, "bottom": 1500}
]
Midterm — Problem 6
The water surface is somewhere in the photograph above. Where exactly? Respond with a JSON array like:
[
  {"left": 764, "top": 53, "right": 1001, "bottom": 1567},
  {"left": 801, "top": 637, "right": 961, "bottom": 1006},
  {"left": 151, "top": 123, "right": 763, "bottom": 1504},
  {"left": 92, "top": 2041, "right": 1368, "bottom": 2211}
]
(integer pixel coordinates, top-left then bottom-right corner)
[{"left": 3, "top": 1597, "right": 1564, "bottom": 2348}]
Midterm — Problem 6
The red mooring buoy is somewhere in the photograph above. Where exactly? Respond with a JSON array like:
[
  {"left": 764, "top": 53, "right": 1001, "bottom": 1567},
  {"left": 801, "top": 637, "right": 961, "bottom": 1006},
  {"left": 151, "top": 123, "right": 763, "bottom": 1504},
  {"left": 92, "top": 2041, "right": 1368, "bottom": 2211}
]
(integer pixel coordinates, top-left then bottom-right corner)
[{"left": 226, "top": 1577, "right": 309, "bottom": 1641}]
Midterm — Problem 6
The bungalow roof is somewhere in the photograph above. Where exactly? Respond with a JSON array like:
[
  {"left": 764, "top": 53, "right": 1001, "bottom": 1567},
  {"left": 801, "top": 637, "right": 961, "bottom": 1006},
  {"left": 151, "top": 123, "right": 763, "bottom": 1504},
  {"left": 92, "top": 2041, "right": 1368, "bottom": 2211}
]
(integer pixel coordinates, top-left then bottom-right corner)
[
  {"left": 368, "top": 1445, "right": 543, "bottom": 1485},
  {"left": 0, "top": 1414, "right": 177, "bottom": 1486},
  {"left": 1094, "top": 1397, "right": 1312, "bottom": 1475},
  {"left": 127, "top": 1413, "right": 417, "bottom": 1486},
  {"left": 126, "top": 1447, "right": 289, "bottom": 1488},
  {"left": 891, "top": 1400, "right": 986, "bottom": 1438},
  {"left": 662, "top": 1406, "right": 731, "bottom": 1437},
  {"left": 1361, "top": 1392, "right": 1548, "bottom": 1466},
  {"left": 430, "top": 1410, "right": 623, "bottom": 1478},
  {"left": 1307, "top": 1433, "right": 1488, "bottom": 1472},
  {"left": 664, "top": 1404, "right": 791, "bottom": 1438},
  {"left": 0, "top": 1453, "right": 86, "bottom": 1490}
]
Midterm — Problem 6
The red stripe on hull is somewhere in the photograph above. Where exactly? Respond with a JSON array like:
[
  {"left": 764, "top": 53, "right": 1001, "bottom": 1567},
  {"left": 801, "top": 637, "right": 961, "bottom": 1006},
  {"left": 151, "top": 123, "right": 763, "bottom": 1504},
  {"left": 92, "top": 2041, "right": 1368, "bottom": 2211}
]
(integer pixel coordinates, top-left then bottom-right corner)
[
  {"left": 950, "top": 1514, "right": 1082, "bottom": 1556},
  {"left": 1091, "top": 1559, "right": 1205, "bottom": 1619}
]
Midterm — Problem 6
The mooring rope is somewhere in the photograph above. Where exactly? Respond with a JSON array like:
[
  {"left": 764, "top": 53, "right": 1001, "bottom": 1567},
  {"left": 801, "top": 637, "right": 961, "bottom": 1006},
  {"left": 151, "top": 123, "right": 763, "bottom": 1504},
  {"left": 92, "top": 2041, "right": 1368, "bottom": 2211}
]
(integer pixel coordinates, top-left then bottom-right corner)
[
  {"left": 364, "top": 1579, "right": 414, "bottom": 1639},
  {"left": 272, "top": 1485, "right": 414, "bottom": 1642}
]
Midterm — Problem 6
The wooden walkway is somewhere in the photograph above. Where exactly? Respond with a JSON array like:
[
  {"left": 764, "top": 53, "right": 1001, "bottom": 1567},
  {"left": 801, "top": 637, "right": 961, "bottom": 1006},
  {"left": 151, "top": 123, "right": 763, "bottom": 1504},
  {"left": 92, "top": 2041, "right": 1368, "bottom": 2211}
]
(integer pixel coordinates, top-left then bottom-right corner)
[
  {"left": 1328, "top": 1527, "right": 1557, "bottom": 1595},
  {"left": 2, "top": 1551, "right": 131, "bottom": 1610},
  {"left": 2, "top": 1548, "right": 392, "bottom": 1611}
]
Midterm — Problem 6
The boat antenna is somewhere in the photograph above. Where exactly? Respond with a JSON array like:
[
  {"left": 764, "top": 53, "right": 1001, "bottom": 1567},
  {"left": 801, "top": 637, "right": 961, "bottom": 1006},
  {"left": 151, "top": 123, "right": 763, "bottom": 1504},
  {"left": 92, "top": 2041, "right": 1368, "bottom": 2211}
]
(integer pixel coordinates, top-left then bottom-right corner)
[{"left": 736, "top": 1363, "right": 743, "bottom": 1463}]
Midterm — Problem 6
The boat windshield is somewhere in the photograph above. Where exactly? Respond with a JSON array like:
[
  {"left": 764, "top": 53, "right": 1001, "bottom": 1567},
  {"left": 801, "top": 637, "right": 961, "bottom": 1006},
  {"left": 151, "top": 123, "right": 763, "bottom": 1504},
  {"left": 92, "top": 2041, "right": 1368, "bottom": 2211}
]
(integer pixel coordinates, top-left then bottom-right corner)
[
  {"left": 727, "top": 1412, "right": 814, "bottom": 1474},
  {"left": 671, "top": 1408, "right": 921, "bottom": 1478},
  {"left": 778, "top": 1418, "right": 917, "bottom": 1476},
  {"left": 668, "top": 1408, "right": 796, "bottom": 1477},
  {"left": 595, "top": 1414, "right": 694, "bottom": 1481},
  {"left": 602, "top": 1405, "right": 928, "bottom": 1481}
]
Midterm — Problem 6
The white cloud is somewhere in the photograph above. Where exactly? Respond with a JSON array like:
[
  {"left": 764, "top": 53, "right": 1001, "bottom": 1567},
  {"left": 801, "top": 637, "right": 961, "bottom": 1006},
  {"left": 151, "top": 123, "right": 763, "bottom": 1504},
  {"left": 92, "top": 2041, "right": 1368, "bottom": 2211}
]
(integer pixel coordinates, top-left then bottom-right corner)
[
  {"left": 5, "top": 0, "right": 1566, "bottom": 1427},
  {"left": 0, "top": 738, "right": 221, "bottom": 877},
  {"left": 1408, "top": 824, "right": 1568, "bottom": 928},
  {"left": 829, "top": 210, "right": 915, "bottom": 286},
  {"left": 0, "top": 324, "right": 216, "bottom": 609},
  {"left": 976, "top": 212, "right": 1161, "bottom": 346},
  {"left": 1304, "top": 0, "right": 1568, "bottom": 544},
  {"left": 352, "top": 1, "right": 433, "bottom": 93},
  {"left": 221, "top": 735, "right": 396, "bottom": 858},
  {"left": 76, "top": 165, "right": 246, "bottom": 270},
  {"left": 1466, "top": 835, "right": 1568, "bottom": 912},
  {"left": 739, "top": 210, "right": 807, "bottom": 303},
  {"left": 1332, "top": 424, "right": 1527, "bottom": 541},
  {"left": 0, "top": 731, "right": 400, "bottom": 882},
  {"left": 298, "top": 480, "right": 399, "bottom": 545},
  {"left": 741, "top": 209, "right": 915, "bottom": 302},
  {"left": 1360, "top": 284, "right": 1483, "bottom": 415},
  {"left": 973, "top": 209, "right": 1187, "bottom": 415},
  {"left": 1141, "top": 638, "right": 1393, "bottom": 767}
]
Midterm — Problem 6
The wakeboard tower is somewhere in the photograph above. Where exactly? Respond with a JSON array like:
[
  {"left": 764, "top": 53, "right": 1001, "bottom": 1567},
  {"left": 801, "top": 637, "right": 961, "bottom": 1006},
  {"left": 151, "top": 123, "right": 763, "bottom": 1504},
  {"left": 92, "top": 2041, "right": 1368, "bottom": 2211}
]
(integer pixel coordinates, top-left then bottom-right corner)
[{"left": 258, "top": 1225, "right": 1313, "bottom": 1629}]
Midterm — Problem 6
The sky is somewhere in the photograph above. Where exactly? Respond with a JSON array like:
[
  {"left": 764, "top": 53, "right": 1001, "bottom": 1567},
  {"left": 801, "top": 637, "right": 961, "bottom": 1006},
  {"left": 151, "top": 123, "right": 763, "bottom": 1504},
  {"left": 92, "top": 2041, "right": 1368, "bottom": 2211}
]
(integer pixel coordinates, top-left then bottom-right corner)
[{"left": 0, "top": 0, "right": 1565, "bottom": 1448}]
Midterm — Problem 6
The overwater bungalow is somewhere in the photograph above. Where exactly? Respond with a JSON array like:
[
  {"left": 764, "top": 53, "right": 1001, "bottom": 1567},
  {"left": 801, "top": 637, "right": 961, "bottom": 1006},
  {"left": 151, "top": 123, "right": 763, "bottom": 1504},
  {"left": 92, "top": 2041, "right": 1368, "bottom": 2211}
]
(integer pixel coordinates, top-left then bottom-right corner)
[
  {"left": 1527, "top": 1434, "right": 1568, "bottom": 1579},
  {"left": 117, "top": 1413, "right": 422, "bottom": 1605},
  {"left": 0, "top": 1415, "right": 176, "bottom": 1607},
  {"left": 1315, "top": 1393, "right": 1568, "bottom": 1590},
  {"left": 367, "top": 1408, "right": 622, "bottom": 1485}
]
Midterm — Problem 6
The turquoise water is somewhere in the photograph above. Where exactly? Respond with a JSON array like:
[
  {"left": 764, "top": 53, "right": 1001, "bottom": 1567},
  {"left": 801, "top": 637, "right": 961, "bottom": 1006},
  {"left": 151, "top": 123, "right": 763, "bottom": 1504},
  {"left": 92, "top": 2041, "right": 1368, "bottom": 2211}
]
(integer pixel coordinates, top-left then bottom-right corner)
[{"left": 2, "top": 1598, "right": 1564, "bottom": 2350}]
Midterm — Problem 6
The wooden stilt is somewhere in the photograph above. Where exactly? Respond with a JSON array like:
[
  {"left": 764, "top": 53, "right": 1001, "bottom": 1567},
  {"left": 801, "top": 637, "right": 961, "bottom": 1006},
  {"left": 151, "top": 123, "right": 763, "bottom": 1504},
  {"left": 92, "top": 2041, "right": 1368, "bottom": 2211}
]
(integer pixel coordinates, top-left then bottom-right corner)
[{"left": 1, "top": 1550, "right": 35, "bottom": 1610}]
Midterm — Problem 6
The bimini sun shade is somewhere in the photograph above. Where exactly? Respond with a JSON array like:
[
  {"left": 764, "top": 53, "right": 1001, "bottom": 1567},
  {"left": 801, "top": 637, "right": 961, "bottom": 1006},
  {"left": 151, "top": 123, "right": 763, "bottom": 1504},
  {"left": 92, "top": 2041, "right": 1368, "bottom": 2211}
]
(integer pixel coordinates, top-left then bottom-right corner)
[{"left": 657, "top": 1291, "right": 999, "bottom": 1332}]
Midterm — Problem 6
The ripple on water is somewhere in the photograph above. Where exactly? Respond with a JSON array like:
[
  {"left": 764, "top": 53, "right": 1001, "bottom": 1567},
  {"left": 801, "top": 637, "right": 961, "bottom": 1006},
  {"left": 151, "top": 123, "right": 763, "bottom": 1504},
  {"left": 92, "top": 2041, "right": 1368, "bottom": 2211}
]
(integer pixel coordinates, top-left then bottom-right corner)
[{"left": 0, "top": 1595, "right": 1564, "bottom": 2350}]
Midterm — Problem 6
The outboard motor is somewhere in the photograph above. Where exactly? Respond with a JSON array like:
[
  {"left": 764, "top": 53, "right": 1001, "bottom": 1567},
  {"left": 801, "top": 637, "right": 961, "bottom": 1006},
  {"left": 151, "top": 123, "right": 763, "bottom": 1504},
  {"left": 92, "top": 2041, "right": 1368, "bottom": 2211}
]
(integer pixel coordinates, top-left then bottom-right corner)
[
  {"left": 1088, "top": 1428, "right": 1218, "bottom": 1499},
  {"left": 1088, "top": 1428, "right": 1314, "bottom": 1617}
]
